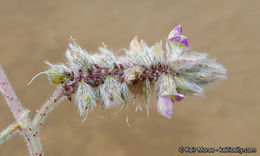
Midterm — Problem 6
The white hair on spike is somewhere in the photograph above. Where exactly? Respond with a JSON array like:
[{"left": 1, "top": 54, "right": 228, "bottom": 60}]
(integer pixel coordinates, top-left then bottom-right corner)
[
  {"left": 66, "top": 42, "right": 94, "bottom": 71},
  {"left": 99, "top": 77, "right": 123, "bottom": 108},
  {"left": 75, "top": 81, "right": 97, "bottom": 116}
]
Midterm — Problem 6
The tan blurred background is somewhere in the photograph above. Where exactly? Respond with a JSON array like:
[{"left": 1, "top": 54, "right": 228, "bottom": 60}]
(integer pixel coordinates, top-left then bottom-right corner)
[{"left": 0, "top": 0, "right": 260, "bottom": 155}]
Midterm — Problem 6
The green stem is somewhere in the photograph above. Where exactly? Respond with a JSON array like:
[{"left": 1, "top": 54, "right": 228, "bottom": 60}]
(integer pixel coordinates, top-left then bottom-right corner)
[{"left": 0, "top": 122, "right": 20, "bottom": 143}]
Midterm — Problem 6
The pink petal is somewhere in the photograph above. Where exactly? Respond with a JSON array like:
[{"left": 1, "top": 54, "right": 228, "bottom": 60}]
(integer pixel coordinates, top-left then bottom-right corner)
[
  {"left": 168, "top": 25, "right": 182, "bottom": 39},
  {"left": 168, "top": 25, "right": 189, "bottom": 48},
  {"left": 157, "top": 95, "right": 174, "bottom": 119},
  {"left": 174, "top": 94, "right": 184, "bottom": 101},
  {"left": 180, "top": 38, "right": 189, "bottom": 48}
]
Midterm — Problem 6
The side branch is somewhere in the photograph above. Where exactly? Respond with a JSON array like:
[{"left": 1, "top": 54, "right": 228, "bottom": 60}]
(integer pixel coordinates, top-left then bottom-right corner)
[
  {"left": 0, "top": 66, "right": 25, "bottom": 120},
  {"left": 0, "top": 122, "right": 20, "bottom": 144}
]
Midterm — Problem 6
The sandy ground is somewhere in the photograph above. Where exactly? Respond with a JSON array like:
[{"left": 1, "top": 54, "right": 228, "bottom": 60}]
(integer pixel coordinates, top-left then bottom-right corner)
[{"left": 0, "top": 0, "right": 260, "bottom": 155}]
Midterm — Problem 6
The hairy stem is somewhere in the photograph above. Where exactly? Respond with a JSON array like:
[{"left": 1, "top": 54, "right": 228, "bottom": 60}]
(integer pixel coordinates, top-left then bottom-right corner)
[
  {"left": 0, "top": 66, "right": 25, "bottom": 121},
  {"left": 32, "top": 87, "right": 64, "bottom": 130},
  {"left": 21, "top": 130, "right": 42, "bottom": 156}
]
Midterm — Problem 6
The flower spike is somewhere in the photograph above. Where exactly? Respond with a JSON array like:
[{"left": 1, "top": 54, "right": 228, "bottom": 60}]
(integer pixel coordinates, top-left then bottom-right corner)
[{"left": 44, "top": 25, "right": 226, "bottom": 119}]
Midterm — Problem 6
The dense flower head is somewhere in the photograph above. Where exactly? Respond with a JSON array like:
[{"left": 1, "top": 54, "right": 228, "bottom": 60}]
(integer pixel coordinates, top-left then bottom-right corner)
[{"left": 46, "top": 25, "right": 226, "bottom": 119}]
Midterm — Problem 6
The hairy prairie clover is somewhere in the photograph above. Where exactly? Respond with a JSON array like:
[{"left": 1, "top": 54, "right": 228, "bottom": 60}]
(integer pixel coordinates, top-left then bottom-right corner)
[{"left": 45, "top": 25, "right": 226, "bottom": 119}]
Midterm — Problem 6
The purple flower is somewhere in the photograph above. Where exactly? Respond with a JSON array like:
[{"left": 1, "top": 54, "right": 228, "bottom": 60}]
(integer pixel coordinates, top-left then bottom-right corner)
[
  {"left": 157, "top": 92, "right": 184, "bottom": 119},
  {"left": 174, "top": 94, "right": 184, "bottom": 101},
  {"left": 157, "top": 94, "right": 174, "bottom": 119},
  {"left": 168, "top": 25, "right": 189, "bottom": 48}
]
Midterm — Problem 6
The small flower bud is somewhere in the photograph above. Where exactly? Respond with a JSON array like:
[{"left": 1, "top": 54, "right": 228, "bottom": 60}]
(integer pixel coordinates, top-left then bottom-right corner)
[
  {"left": 48, "top": 70, "right": 66, "bottom": 84},
  {"left": 45, "top": 62, "right": 69, "bottom": 84}
]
